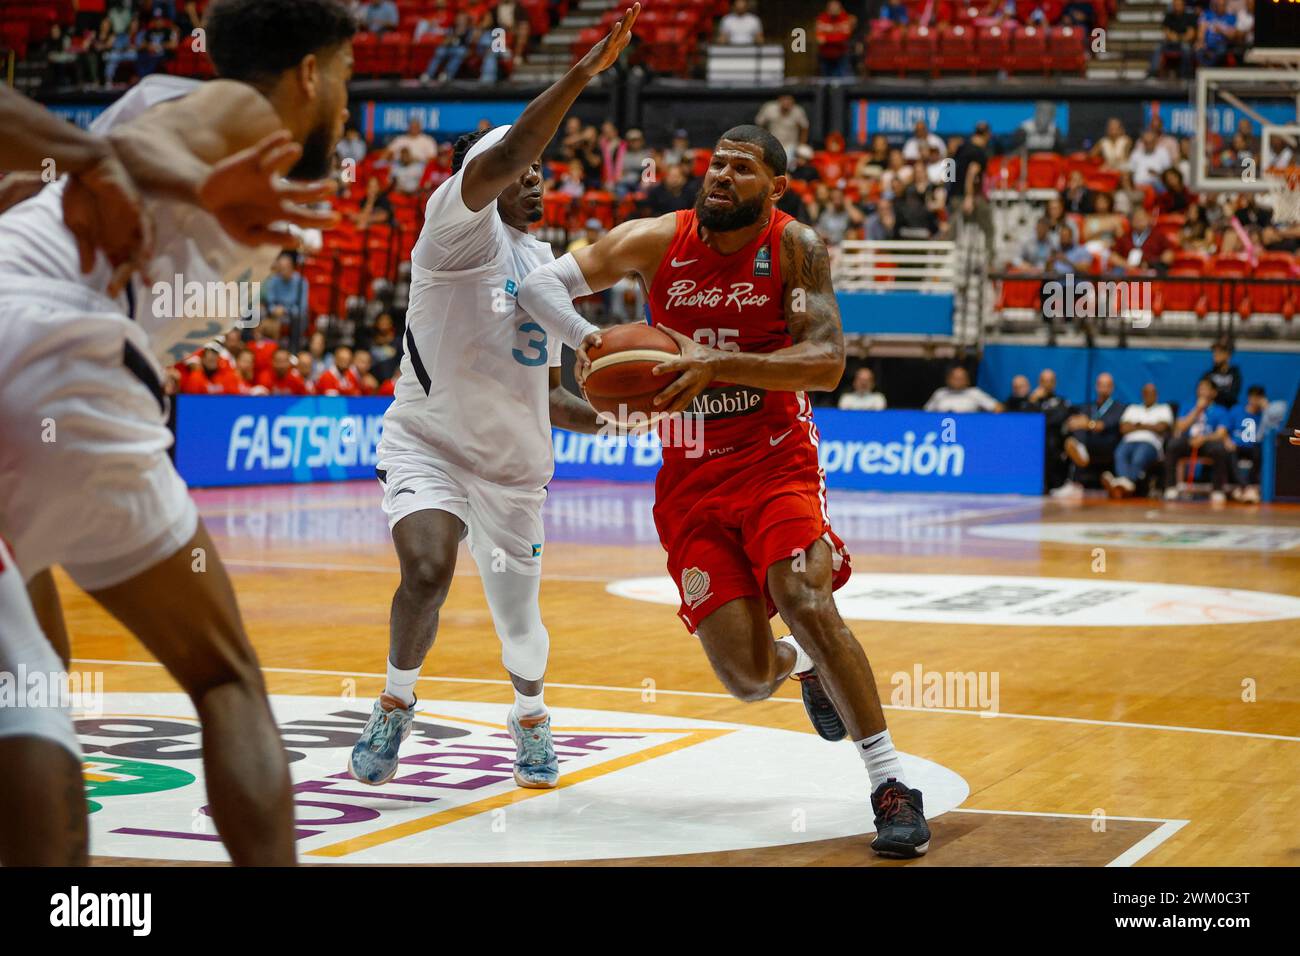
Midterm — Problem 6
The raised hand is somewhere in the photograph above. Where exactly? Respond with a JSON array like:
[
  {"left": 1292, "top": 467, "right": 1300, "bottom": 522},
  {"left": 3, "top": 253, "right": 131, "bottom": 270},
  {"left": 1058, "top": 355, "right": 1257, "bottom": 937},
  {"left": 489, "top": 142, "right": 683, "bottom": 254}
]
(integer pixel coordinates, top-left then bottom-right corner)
[
  {"left": 576, "top": 4, "right": 641, "bottom": 78},
  {"left": 197, "top": 130, "right": 339, "bottom": 249}
]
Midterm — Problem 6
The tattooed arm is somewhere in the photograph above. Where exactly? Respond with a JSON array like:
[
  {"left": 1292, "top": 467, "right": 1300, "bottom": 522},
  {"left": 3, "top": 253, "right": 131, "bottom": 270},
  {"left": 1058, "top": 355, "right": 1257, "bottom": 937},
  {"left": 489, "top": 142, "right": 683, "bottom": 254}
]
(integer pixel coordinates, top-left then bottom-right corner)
[{"left": 651, "top": 220, "right": 846, "bottom": 413}]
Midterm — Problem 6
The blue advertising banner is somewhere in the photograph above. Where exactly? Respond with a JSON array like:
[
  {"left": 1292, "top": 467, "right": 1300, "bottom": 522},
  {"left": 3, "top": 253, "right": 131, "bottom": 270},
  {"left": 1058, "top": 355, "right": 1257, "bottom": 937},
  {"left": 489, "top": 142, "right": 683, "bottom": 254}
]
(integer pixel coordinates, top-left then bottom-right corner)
[
  {"left": 361, "top": 100, "right": 528, "bottom": 140},
  {"left": 47, "top": 103, "right": 108, "bottom": 130},
  {"left": 176, "top": 398, "right": 1044, "bottom": 495},
  {"left": 1142, "top": 100, "right": 1295, "bottom": 138},
  {"left": 175, "top": 395, "right": 389, "bottom": 487},
  {"left": 850, "top": 100, "right": 1069, "bottom": 141},
  {"left": 838, "top": 291, "right": 953, "bottom": 337},
  {"left": 554, "top": 409, "right": 1045, "bottom": 495}
]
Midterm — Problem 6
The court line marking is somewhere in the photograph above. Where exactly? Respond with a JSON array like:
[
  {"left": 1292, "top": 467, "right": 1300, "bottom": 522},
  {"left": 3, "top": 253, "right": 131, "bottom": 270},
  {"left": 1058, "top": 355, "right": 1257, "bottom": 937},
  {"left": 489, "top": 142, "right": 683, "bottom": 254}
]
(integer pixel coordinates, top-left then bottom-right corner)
[
  {"left": 950, "top": 808, "right": 1189, "bottom": 867},
  {"left": 72, "top": 658, "right": 1300, "bottom": 743},
  {"left": 306, "top": 727, "right": 734, "bottom": 858},
  {"left": 219, "top": 559, "right": 616, "bottom": 583}
]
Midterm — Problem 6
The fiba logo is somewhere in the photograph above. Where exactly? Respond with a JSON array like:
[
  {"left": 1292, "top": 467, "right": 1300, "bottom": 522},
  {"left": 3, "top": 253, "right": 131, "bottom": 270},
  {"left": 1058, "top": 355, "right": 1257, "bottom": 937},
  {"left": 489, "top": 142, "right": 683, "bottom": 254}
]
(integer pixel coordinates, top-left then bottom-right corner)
[{"left": 681, "top": 567, "right": 712, "bottom": 608}]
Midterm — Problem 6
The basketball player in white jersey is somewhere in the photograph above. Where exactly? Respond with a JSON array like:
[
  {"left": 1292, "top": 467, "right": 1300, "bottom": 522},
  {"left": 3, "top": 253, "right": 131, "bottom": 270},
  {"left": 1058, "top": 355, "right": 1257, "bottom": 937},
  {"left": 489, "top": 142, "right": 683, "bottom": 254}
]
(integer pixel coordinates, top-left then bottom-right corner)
[
  {"left": 347, "top": 7, "right": 640, "bottom": 790},
  {"left": 0, "top": 0, "right": 355, "bottom": 864}
]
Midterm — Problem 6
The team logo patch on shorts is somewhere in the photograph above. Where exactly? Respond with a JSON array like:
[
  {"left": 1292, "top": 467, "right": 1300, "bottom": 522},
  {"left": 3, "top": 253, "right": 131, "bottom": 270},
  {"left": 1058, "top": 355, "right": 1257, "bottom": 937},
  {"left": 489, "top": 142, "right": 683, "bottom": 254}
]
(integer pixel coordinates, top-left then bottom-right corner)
[{"left": 681, "top": 566, "right": 712, "bottom": 608}]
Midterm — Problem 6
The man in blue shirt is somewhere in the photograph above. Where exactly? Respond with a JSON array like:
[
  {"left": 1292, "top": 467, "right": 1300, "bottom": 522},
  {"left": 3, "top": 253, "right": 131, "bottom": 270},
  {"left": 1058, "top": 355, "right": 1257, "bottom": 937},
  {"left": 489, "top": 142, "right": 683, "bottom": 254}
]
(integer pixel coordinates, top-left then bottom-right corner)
[
  {"left": 262, "top": 252, "right": 311, "bottom": 352},
  {"left": 1196, "top": 0, "right": 1238, "bottom": 67},
  {"left": 1230, "top": 385, "right": 1268, "bottom": 500},
  {"left": 1164, "top": 377, "right": 1235, "bottom": 501}
]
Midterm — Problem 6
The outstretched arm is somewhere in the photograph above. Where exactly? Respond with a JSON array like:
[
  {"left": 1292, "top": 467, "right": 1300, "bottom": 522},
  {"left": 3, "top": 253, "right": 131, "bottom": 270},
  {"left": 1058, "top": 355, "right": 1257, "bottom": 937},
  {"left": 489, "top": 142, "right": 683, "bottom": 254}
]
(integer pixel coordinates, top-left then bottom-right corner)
[
  {"left": 650, "top": 221, "right": 845, "bottom": 414},
  {"left": 549, "top": 366, "right": 602, "bottom": 433},
  {"left": 461, "top": 5, "right": 639, "bottom": 211}
]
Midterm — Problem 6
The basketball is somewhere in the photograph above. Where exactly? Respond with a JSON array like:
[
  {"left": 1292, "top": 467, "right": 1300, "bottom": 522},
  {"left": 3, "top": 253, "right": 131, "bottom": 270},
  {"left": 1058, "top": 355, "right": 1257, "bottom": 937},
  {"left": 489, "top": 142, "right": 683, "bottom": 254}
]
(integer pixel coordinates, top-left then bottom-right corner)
[{"left": 582, "top": 323, "right": 682, "bottom": 425}]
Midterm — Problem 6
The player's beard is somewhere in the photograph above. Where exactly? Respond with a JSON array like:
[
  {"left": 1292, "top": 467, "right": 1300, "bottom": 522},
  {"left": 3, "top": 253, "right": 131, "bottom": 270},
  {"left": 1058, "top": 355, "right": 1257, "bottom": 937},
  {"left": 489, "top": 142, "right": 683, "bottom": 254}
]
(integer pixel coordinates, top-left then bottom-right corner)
[
  {"left": 694, "top": 185, "right": 765, "bottom": 232},
  {"left": 287, "top": 123, "right": 334, "bottom": 181}
]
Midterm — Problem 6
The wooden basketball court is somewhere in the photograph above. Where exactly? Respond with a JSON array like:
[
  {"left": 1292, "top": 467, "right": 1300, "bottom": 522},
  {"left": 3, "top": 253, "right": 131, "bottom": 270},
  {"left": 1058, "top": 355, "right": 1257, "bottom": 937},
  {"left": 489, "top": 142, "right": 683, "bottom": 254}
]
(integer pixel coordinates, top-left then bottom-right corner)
[{"left": 59, "top": 479, "right": 1300, "bottom": 866}]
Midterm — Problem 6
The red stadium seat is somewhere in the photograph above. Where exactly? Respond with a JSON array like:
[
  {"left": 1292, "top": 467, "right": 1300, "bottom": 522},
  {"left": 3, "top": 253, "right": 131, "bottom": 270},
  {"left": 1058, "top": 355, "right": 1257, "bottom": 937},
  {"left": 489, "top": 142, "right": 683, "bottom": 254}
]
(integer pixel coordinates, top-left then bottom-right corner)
[
  {"left": 1009, "top": 26, "right": 1049, "bottom": 75},
  {"left": 1153, "top": 268, "right": 1205, "bottom": 317},
  {"left": 1049, "top": 26, "right": 1086, "bottom": 74},
  {"left": 1026, "top": 152, "right": 1064, "bottom": 190},
  {"left": 976, "top": 25, "right": 1011, "bottom": 73},
  {"left": 900, "top": 26, "right": 938, "bottom": 77},
  {"left": 937, "top": 25, "right": 979, "bottom": 75}
]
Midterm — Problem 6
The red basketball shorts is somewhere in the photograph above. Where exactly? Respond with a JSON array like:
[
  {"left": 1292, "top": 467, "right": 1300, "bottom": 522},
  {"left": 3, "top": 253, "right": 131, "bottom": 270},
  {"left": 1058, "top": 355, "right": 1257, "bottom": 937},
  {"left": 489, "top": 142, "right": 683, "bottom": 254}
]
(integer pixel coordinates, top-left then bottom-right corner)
[{"left": 652, "top": 427, "right": 852, "bottom": 633}]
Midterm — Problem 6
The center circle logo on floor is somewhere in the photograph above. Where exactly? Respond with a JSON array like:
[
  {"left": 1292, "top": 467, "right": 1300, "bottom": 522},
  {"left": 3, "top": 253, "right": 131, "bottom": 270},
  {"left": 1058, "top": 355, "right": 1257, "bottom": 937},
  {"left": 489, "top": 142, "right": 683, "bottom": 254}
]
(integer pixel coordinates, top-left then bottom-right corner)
[
  {"left": 967, "top": 521, "right": 1300, "bottom": 552},
  {"left": 607, "top": 573, "right": 1300, "bottom": 627},
  {"left": 78, "top": 694, "right": 969, "bottom": 864}
]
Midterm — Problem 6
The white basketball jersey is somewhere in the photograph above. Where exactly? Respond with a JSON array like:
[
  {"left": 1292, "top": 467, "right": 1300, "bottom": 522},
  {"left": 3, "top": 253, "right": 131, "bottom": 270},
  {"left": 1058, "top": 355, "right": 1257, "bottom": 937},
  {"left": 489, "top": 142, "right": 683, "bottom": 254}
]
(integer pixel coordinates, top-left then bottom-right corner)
[
  {"left": 0, "top": 75, "right": 279, "bottom": 365},
  {"left": 379, "top": 168, "right": 561, "bottom": 490}
]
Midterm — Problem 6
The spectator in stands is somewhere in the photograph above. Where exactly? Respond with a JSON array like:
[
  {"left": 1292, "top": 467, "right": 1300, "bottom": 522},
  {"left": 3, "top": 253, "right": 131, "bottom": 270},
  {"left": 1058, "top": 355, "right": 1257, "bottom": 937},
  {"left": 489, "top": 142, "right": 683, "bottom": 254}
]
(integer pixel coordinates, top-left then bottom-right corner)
[
  {"left": 352, "top": 350, "right": 376, "bottom": 394},
  {"left": 469, "top": 10, "right": 506, "bottom": 84},
  {"left": 262, "top": 253, "right": 310, "bottom": 353},
  {"left": 1230, "top": 384, "right": 1268, "bottom": 500},
  {"left": 1004, "top": 375, "right": 1035, "bottom": 412},
  {"left": 597, "top": 122, "right": 627, "bottom": 191},
  {"left": 390, "top": 147, "right": 426, "bottom": 194},
  {"left": 1092, "top": 118, "right": 1132, "bottom": 172},
  {"left": 616, "top": 129, "right": 652, "bottom": 196},
  {"left": 644, "top": 163, "right": 696, "bottom": 216},
  {"left": 839, "top": 367, "right": 887, "bottom": 410},
  {"left": 894, "top": 173, "right": 940, "bottom": 239},
  {"left": 1231, "top": 193, "right": 1273, "bottom": 231},
  {"left": 318, "top": 346, "right": 361, "bottom": 396},
  {"left": 1203, "top": 339, "right": 1242, "bottom": 409},
  {"left": 1197, "top": 0, "right": 1239, "bottom": 68},
  {"left": 814, "top": 0, "right": 857, "bottom": 78},
  {"left": 1047, "top": 223, "right": 1093, "bottom": 275},
  {"left": 369, "top": 313, "right": 400, "bottom": 379},
  {"left": 875, "top": 0, "right": 909, "bottom": 26},
  {"left": 42, "top": 25, "right": 91, "bottom": 89},
  {"left": 865, "top": 198, "right": 897, "bottom": 240},
  {"left": 1017, "top": 217, "right": 1056, "bottom": 269},
  {"left": 493, "top": 0, "right": 532, "bottom": 61},
  {"left": 1053, "top": 372, "right": 1123, "bottom": 498},
  {"left": 815, "top": 188, "right": 865, "bottom": 246},
  {"left": 421, "top": 11, "right": 475, "bottom": 82},
  {"left": 362, "top": 0, "right": 400, "bottom": 34},
  {"left": 296, "top": 350, "right": 319, "bottom": 391},
  {"left": 555, "top": 158, "right": 588, "bottom": 200},
  {"left": 352, "top": 175, "right": 393, "bottom": 229},
  {"left": 1227, "top": 0, "right": 1255, "bottom": 62},
  {"left": 1130, "top": 129, "right": 1173, "bottom": 188},
  {"left": 258, "top": 348, "right": 310, "bottom": 396},
  {"left": 1083, "top": 191, "right": 1127, "bottom": 243},
  {"left": 181, "top": 345, "right": 230, "bottom": 395},
  {"left": 1150, "top": 0, "right": 1198, "bottom": 79},
  {"left": 567, "top": 218, "right": 606, "bottom": 255},
  {"left": 1016, "top": 102, "right": 1063, "bottom": 153},
  {"left": 952, "top": 121, "right": 995, "bottom": 256},
  {"left": 386, "top": 117, "right": 437, "bottom": 163},
  {"left": 223, "top": 350, "right": 265, "bottom": 395},
  {"left": 1028, "top": 368, "right": 1073, "bottom": 490},
  {"left": 1060, "top": 0, "right": 1097, "bottom": 33},
  {"left": 136, "top": 5, "right": 180, "bottom": 79},
  {"left": 1102, "top": 382, "right": 1173, "bottom": 497},
  {"left": 789, "top": 144, "right": 821, "bottom": 185},
  {"left": 717, "top": 0, "right": 765, "bottom": 44},
  {"left": 336, "top": 125, "right": 367, "bottom": 168},
  {"left": 608, "top": 271, "right": 647, "bottom": 324},
  {"left": 1156, "top": 168, "right": 1193, "bottom": 214},
  {"left": 101, "top": 14, "right": 140, "bottom": 87},
  {"left": 925, "top": 366, "right": 1003, "bottom": 413},
  {"left": 306, "top": 332, "right": 330, "bottom": 379},
  {"left": 1061, "top": 170, "right": 1095, "bottom": 215},
  {"left": 1112, "top": 170, "right": 1146, "bottom": 216},
  {"left": 413, "top": 0, "right": 455, "bottom": 43},
  {"left": 1044, "top": 195, "right": 1078, "bottom": 243},
  {"left": 663, "top": 128, "right": 694, "bottom": 168},
  {"left": 223, "top": 328, "right": 245, "bottom": 365},
  {"left": 1164, "top": 377, "right": 1235, "bottom": 502},
  {"left": 755, "top": 94, "right": 810, "bottom": 165},
  {"left": 903, "top": 121, "right": 946, "bottom": 161},
  {"left": 1109, "top": 207, "right": 1175, "bottom": 273}
]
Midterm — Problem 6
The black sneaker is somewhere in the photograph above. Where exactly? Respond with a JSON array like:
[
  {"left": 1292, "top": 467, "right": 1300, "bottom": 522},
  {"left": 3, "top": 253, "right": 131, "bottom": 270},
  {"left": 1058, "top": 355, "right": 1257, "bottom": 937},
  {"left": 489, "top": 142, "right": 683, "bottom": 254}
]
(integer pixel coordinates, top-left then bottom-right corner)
[
  {"left": 794, "top": 669, "right": 846, "bottom": 741},
  {"left": 870, "top": 778, "right": 931, "bottom": 858}
]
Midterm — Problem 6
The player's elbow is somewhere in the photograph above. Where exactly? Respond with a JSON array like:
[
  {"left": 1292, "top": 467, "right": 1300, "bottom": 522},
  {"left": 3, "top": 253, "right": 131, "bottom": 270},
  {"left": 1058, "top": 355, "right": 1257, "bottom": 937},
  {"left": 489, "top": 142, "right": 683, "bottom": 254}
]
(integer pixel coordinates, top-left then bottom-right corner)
[{"left": 809, "top": 343, "right": 845, "bottom": 392}]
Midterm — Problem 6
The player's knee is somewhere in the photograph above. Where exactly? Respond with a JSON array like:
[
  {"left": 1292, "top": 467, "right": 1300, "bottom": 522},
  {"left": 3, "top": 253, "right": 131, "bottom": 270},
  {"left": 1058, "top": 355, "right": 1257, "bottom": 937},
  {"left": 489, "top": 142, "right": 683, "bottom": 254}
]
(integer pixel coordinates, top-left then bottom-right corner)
[
  {"left": 771, "top": 577, "right": 837, "bottom": 635},
  {"left": 719, "top": 669, "right": 776, "bottom": 703},
  {"left": 400, "top": 554, "right": 455, "bottom": 607},
  {"left": 499, "top": 622, "right": 549, "bottom": 682}
]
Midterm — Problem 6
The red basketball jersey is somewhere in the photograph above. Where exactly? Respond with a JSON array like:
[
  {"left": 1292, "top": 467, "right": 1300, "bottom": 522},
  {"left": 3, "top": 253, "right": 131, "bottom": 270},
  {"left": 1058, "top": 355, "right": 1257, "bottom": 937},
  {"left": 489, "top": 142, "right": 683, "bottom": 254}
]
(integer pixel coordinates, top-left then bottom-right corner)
[{"left": 647, "top": 208, "right": 806, "bottom": 460}]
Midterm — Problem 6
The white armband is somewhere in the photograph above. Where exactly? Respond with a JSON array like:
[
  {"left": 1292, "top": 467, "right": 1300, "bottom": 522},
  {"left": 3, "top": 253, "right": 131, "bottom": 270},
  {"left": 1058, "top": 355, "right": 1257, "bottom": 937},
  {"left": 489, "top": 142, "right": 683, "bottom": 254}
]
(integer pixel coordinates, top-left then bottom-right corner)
[{"left": 518, "top": 253, "right": 601, "bottom": 350}]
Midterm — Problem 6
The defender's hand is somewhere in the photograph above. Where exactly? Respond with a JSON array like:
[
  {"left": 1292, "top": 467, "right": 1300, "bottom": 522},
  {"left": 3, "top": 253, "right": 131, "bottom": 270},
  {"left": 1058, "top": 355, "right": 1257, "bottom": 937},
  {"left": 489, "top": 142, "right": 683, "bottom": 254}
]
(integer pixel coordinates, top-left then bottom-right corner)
[
  {"left": 198, "top": 131, "right": 339, "bottom": 248},
  {"left": 576, "top": 4, "right": 640, "bottom": 77},
  {"left": 651, "top": 325, "right": 718, "bottom": 415},
  {"left": 575, "top": 329, "right": 603, "bottom": 387}
]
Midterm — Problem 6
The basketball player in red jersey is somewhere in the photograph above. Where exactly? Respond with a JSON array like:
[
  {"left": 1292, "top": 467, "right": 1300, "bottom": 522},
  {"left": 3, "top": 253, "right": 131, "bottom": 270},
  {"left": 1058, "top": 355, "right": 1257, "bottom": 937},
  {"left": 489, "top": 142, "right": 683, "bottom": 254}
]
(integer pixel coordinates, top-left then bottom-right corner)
[{"left": 519, "top": 125, "right": 930, "bottom": 858}]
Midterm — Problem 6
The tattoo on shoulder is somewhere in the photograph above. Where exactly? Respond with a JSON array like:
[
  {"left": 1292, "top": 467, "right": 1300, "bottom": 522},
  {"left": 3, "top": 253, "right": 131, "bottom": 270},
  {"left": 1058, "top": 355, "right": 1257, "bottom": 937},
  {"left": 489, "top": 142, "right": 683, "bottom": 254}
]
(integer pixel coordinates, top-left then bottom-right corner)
[{"left": 781, "top": 222, "right": 840, "bottom": 343}]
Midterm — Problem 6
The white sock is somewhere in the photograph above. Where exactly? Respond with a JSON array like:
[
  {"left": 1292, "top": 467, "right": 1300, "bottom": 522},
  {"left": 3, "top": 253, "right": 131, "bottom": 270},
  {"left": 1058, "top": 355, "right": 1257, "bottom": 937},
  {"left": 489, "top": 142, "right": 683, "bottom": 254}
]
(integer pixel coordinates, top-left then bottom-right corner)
[
  {"left": 776, "top": 634, "right": 814, "bottom": 676},
  {"left": 856, "top": 729, "right": 907, "bottom": 791},
  {"left": 512, "top": 688, "right": 546, "bottom": 719},
  {"left": 385, "top": 660, "right": 420, "bottom": 707}
]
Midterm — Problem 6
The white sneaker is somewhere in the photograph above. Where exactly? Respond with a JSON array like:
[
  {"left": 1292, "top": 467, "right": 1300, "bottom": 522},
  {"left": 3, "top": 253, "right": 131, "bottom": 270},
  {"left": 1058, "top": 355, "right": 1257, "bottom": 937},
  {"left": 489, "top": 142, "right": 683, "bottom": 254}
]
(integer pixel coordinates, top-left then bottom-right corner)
[
  {"left": 1242, "top": 485, "right": 1261, "bottom": 503},
  {"left": 1210, "top": 490, "right": 1227, "bottom": 505},
  {"left": 1163, "top": 487, "right": 1179, "bottom": 501},
  {"left": 1116, "top": 477, "right": 1136, "bottom": 493},
  {"left": 1050, "top": 481, "right": 1083, "bottom": 499}
]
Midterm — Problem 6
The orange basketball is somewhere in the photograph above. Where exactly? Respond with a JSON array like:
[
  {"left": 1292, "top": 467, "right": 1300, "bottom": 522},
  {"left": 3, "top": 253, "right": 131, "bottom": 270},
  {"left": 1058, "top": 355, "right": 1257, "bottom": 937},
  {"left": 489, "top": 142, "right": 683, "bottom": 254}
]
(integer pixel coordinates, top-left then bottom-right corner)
[{"left": 582, "top": 324, "right": 681, "bottom": 427}]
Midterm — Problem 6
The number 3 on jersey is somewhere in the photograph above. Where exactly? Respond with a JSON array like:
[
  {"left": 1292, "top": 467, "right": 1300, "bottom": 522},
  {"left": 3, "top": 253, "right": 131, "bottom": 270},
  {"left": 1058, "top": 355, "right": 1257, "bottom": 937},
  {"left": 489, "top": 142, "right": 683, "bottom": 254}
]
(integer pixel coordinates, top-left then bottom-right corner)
[{"left": 513, "top": 320, "right": 549, "bottom": 366}]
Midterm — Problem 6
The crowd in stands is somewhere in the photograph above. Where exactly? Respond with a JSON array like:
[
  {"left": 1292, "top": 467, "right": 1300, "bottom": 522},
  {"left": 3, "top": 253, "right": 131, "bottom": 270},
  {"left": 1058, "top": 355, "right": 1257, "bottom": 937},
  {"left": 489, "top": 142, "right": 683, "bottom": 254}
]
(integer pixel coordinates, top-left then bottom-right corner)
[{"left": 834, "top": 339, "right": 1287, "bottom": 502}]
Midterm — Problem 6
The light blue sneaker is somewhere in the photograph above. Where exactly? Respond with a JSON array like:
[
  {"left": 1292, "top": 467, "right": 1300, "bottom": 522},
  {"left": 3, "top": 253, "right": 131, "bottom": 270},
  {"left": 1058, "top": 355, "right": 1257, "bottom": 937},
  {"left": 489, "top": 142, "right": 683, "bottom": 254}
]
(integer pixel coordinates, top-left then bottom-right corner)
[
  {"left": 348, "top": 694, "right": 415, "bottom": 786},
  {"left": 507, "top": 710, "right": 559, "bottom": 789}
]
